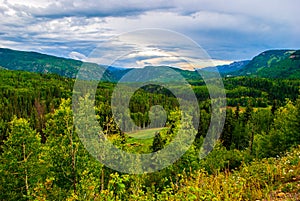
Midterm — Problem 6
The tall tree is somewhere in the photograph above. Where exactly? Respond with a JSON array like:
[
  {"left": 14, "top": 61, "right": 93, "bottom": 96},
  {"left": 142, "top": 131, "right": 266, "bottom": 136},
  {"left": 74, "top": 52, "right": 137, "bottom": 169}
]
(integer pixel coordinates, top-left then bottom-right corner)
[
  {"left": 44, "top": 99, "right": 79, "bottom": 195},
  {"left": 235, "top": 103, "right": 240, "bottom": 119},
  {"left": 243, "top": 101, "right": 253, "bottom": 124},
  {"left": 0, "top": 117, "right": 43, "bottom": 200},
  {"left": 220, "top": 109, "right": 234, "bottom": 150}
]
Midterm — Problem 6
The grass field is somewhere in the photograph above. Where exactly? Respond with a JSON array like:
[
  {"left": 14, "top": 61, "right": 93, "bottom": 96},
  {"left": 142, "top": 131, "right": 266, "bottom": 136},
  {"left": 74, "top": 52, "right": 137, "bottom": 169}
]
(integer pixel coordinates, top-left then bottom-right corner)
[
  {"left": 125, "top": 127, "right": 165, "bottom": 153},
  {"left": 126, "top": 127, "right": 164, "bottom": 139}
]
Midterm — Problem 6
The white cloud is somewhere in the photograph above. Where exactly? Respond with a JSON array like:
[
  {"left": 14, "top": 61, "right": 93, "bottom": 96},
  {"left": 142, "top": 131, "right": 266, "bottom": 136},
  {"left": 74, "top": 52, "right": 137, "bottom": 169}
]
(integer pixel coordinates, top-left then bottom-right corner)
[
  {"left": 0, "top": 0, "right": 299, "bottom": 64},
  {"left": 68, "top": 51, "right": 87, "bottom": 60}
]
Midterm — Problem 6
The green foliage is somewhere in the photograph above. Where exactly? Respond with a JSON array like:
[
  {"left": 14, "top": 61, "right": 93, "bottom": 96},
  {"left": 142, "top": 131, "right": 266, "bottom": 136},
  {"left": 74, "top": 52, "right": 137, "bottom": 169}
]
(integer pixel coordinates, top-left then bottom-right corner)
[
  {"left": 151, "top": 132, "right": 166, "bottom": 152},
  {"left": 0, "top": 58, "right": 299, "bottom": 200},
  {"left": 232, "top": 49, "right": 300, "bottom": 78},
  {"left": 0, "top": 118, "right": 44, "bottom": 200},
  {"left": 199, "top": 143, "right": 249, "bottom": 174},
  {"left": 253, "top": 99, "right": 300, "bottom": 158},
  {"left": 220, "top": 109, "right": 234, "bottom": 149},
  {"left": 224, "top": 76, "right": 300, "bottom": 106},
  {"left": 172, "top": 145, "right": 300, "bottom": 201}
]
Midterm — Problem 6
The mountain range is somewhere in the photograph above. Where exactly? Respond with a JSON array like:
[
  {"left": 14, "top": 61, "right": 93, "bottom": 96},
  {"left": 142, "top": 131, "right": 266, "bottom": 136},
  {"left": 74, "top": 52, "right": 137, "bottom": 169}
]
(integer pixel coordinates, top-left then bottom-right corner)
[
  {"left": 0, "top": 48, "right": 300, "bottom": 81},
  {"left": 201, "top": 60, "right": 250, "bottom": 74}
]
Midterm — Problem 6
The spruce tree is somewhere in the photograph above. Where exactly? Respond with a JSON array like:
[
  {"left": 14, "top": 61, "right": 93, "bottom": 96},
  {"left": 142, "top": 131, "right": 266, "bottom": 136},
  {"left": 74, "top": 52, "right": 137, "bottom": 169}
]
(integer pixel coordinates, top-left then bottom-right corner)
[{"left": 151, "top": 132, "right": 165, "bottom": 152}]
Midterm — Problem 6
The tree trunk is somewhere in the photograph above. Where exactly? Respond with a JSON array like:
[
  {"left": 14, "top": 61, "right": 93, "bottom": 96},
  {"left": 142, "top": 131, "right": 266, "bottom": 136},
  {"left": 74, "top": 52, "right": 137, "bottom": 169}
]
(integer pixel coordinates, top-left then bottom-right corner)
[
  {"left": 249, "top": 127, "right": 254, "bottom": 154},
  {"left": 23, "top": 143, "right": 29, "bottom": 196},
  {"left": 101, "top": 168, "right": 104, "bottom": 192}
]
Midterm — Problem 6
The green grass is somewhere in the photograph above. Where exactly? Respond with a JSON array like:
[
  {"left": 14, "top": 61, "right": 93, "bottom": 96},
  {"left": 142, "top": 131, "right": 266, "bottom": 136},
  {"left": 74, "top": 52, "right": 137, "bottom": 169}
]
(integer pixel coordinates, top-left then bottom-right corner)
[
  {"left": 125, "top": 127, "right": 165, "bottom": 153},
  {"left": 127, "top": 127, "right": 164, "bottom": 139}
]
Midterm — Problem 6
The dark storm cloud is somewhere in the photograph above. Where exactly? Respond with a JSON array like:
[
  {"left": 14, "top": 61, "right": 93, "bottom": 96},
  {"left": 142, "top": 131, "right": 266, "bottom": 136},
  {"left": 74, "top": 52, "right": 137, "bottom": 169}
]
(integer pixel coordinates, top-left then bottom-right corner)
[{"left": 5, "top": 0, "right": 174, "bottom": 18}]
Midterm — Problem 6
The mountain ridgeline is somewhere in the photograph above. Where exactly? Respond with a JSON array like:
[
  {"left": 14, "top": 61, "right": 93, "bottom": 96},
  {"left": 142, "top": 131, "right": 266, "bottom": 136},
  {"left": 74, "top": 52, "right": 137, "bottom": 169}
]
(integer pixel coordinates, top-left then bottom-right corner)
[
  {"left": 0, "top": 48, "right": 300, "bottom": 80},
  {"left": 0, "top": 48, "right": 113, "bottom": 81},
  {"left": 201, "top": 60, "right": 250, "bottom": 74},
  {"left": 231, "top": 49, "right": 300, "bottom": 78}
]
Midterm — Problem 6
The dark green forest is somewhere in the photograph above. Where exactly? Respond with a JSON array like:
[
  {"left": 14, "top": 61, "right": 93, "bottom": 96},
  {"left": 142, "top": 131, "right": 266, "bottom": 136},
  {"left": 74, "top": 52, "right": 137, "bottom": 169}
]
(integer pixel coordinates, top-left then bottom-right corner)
[{"left": 0, "top": 66, "right": 299, "bottom": 200}]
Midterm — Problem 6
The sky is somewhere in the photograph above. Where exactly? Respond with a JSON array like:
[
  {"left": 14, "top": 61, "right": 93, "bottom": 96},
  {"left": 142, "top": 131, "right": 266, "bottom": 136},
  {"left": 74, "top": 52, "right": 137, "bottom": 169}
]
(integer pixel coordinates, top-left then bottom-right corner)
[{"left": 0, "top": 0, "right": 299, "bottom": 69}]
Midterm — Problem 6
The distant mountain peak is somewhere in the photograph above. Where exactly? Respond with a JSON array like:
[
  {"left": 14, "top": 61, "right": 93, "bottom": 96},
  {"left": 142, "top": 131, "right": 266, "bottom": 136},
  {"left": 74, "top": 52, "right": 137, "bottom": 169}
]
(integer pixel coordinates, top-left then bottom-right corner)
[{"left": 202, "top": 60, "right": 250, "bottom": 74}]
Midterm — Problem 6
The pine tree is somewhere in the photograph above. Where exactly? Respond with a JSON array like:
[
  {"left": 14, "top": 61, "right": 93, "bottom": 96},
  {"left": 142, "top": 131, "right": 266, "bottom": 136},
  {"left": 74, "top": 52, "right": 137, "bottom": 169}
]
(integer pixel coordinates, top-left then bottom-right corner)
[
  {"left": 243, "top": 101, "right": 253, "bottom": 124},
  {"left": 220, "top": 109, "right": 234, "bottom": 150},
  {"left": 151, "top": 132, "right": 165, "bottom": 152},
  {"left": 271, "top": 99, "right": 277, "bottom": 115},
  {"left": 235, "top": 103, "right": 240, "bottom": 119}
]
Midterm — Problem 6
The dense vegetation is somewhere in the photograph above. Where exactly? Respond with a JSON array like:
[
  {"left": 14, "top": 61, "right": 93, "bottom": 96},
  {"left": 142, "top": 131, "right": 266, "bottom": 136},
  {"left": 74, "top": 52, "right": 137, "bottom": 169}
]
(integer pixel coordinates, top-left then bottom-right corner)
[
  {"left": 231, "top": 49, "right": 300, "bottom": 78},
  {"left": 0, "top": 66, "right": 299, "bottom": 200}
]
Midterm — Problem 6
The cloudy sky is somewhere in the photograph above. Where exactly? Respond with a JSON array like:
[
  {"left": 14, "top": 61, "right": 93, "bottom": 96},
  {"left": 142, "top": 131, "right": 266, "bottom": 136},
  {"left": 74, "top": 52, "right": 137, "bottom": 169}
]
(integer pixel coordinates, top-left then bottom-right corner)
[{"left": 0, "top": 0, "right": 299, "bottom": 68}]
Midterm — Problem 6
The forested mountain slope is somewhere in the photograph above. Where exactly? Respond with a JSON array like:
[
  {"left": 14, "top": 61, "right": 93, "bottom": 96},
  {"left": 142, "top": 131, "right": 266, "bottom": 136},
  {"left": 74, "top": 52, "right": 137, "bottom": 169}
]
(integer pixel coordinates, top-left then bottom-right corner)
[
  {"left": 230, "top": 49, "right": 300, "bottom": 78},
  {"left": 0, "top": 48, "right": 113, "bottom": 80}
]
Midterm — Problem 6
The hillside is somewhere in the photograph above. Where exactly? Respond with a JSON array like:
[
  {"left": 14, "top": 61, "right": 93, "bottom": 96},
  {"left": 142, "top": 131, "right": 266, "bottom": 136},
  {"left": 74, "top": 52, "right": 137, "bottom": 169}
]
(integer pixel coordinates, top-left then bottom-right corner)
[
  {"left": 167, "top": 145, "right": 300, "bottom": 201},
  {"left": 231, "top": 49, "right": 300, "bottom": 78},
  {"left": 0, "top": 48, "right": 113, "bottom": 81}
]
